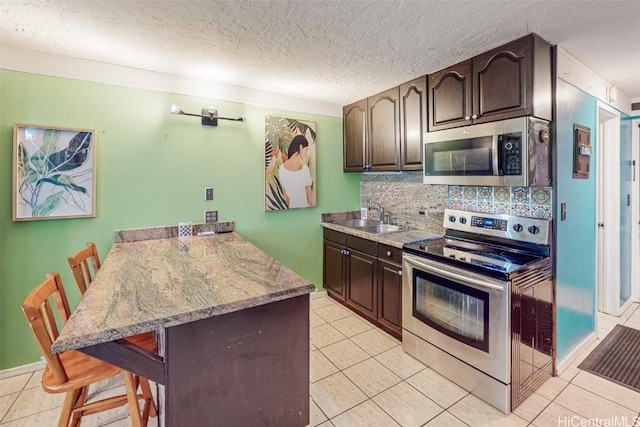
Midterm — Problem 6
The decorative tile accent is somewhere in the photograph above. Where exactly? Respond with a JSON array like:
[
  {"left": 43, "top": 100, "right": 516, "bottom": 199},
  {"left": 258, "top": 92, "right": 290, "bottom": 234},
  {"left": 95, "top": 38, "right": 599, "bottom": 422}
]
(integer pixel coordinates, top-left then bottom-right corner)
[
  {"left": 463, "top": 187, "right": 477, "bottom": 200},
  {"left": 446, "top": 185, "right": 553, "bottom": 219},
  {"left": 512, "top": 187, "right": 529, "bottom": 204},
  {"left": 494, "top": 187, "right": 510, "bottom": 203},
  {"left": 477, "top": 186, "right": 492, "bottom": 200},
  {"left": 531, "top": 188, "right": 552, "bottom": 206}
]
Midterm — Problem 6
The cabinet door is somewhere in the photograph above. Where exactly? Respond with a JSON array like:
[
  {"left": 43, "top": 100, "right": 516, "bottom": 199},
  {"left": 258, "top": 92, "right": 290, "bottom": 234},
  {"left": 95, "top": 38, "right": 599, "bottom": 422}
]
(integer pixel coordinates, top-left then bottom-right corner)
[
  {"left": 346, "top": 249, "right": 377, "bottom": 321},
  {"left": 323, "top": 240, "right": 345, "bottom": 300},
  {"left": 368, "top": 88, "right": 400, "bottom": 171},
  {"left": 473, "top": 35, "right": 532, "bottom": 123},
  {"left": 399, "top": 77, "right": 426, "bottom": 171},
  {"left": 343, "top": 99, "right": 367, "bottom": 172},
  {"left": 378, "top": 260, "right": 402, "bottom": 339},
  {"left": 428, "top": 59, "right": 472, "bottom": 131}
]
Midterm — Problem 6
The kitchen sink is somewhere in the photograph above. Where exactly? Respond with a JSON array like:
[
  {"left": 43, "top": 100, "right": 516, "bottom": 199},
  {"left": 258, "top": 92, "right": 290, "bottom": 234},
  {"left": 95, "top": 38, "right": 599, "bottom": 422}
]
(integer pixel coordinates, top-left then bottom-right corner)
[{"left": 332, "top": 219, "right": 405, "bottom": 234}]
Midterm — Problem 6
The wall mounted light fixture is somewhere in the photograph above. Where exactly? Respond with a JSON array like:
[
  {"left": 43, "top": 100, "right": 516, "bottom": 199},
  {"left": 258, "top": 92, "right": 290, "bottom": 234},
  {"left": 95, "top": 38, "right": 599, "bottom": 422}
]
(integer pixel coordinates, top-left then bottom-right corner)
[{"left": 171, "top": 104, "right": 246, "bottom": 126}]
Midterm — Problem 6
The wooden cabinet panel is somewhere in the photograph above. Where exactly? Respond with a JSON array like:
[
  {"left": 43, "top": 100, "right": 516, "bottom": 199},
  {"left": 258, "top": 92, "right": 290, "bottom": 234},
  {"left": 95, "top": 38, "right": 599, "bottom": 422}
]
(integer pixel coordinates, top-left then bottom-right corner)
[
  {"left": 347, "top": 250, "right": 378, "bottom": 321},
  {"left": 368, "top": 88, "right": 400, "bottom": 171},
  {"left": 323, "top": 240, "right": 345, "bottom": 300},
  {"left": 511, "top": 270, "right": 553, "bottom": 409},
  {"left": 343, "top": 99, "right": 368, "bottom": 171},
  {"left": 400, "top": 77, "right": 426, "bottom": 170},
  {"left": 428, "top": 34, "right": 551, "bottom": 131},
  {"left": 473, "top": 35, "right": 532, "bottom": 122},
  {"left": 428, "top": 59, "right": 472, "bottom": 131},
  {"left": 378, "top": 260, "right": 402, "bottom": 339}
]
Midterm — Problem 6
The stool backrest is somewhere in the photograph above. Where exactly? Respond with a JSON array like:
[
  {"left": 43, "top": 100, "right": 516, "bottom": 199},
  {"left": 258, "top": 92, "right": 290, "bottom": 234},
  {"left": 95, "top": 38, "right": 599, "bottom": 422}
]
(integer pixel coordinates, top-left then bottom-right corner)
[
  {"left": 68, "top": 242, "right": 101, "bottom": 295},
  {"left": 22, "top": 272, "right": 72, "bottom": 384}
]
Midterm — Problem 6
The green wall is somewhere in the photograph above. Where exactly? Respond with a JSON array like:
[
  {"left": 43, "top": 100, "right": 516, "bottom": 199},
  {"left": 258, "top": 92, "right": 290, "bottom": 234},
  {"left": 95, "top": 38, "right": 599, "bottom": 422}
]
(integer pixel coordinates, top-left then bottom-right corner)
[{"left": 0, "top": 70, "right": 360, "bottom": 369}]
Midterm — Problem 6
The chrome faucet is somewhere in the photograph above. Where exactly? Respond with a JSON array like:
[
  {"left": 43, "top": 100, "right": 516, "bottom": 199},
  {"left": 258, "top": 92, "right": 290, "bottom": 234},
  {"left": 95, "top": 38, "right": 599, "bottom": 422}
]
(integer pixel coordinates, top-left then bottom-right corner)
[{"left": 367, "top": 200, "right": 385, "bottom": 224}]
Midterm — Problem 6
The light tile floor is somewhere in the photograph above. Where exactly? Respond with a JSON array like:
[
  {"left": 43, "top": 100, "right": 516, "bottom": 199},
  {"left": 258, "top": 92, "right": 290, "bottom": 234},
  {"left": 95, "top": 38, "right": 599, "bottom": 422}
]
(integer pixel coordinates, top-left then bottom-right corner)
[{"left": 2, "top": 296, "right": 639, "bottom": 426}]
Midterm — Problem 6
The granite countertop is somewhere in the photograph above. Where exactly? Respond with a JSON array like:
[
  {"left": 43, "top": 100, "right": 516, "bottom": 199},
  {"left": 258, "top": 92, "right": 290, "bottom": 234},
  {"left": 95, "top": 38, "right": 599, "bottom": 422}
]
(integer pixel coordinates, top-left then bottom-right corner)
[
  {"left": 53, "top": 232, "right": 315, "bottom": 353},
  {"left": 321, "top": 221, "right": 439, "bottom": 248}
]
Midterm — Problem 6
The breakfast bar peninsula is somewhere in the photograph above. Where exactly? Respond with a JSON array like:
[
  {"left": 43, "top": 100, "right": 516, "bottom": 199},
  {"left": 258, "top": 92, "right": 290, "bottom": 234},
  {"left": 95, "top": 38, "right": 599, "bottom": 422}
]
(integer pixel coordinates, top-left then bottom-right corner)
[{"left": 53, "top": 225, "right": 315, "bottom": 426}]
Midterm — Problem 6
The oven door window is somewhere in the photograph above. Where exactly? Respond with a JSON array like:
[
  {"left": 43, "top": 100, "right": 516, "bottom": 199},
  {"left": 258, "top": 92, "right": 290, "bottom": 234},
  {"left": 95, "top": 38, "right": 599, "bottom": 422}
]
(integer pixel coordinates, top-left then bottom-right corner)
[
  {"left": 413, "top": 269, "right": 490, "bottom": 352},
  {"left": 424, "top": 136, "right": 494, "bottom": 176}
]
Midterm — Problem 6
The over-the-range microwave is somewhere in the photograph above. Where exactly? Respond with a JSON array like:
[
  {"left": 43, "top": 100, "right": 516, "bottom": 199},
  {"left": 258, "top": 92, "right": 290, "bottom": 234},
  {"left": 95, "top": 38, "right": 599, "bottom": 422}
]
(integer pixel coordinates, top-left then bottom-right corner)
[{"left": 423, "top": 117, "right": 551, "bottom": 187}]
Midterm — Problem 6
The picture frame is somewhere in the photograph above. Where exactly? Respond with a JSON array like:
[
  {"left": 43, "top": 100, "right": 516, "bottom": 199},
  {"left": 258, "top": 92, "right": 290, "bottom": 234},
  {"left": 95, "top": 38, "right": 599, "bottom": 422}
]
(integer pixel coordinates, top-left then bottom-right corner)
[
  {"left": 264, "top": 116, "right": 317, "bottom": 211},
  {"left": 12, "top": 124, "right": 97, "bottom": 221}
]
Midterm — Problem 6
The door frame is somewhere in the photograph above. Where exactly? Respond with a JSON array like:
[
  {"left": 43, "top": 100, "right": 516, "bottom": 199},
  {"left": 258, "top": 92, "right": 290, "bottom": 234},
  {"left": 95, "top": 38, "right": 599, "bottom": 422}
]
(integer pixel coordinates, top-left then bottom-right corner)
[
  {"left": 632, "top": 118, "right": 640, "bottom": 303},
  {"left": 596, "top": 102, "right": 632, "bottom": 316}
]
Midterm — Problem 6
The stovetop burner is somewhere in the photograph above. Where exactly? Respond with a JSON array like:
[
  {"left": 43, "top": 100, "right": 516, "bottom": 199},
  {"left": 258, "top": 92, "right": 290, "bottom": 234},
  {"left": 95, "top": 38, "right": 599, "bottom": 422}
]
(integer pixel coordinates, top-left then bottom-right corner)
[
  {"left": 404, "top": 237, "right": 543, "bottom": 277},
  {"left": 403, "top": 209, "right": 552, "bottom": 280}
]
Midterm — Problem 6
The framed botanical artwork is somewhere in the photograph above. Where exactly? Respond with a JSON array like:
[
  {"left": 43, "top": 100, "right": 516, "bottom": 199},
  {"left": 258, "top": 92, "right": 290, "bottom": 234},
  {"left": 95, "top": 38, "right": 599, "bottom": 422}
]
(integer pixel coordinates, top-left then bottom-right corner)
[
  {"left": 12, "top": 124, "right": 97, "bottom": 221},
  {"left": 264, "top": 116, "right": 317, "bottom": 210}
]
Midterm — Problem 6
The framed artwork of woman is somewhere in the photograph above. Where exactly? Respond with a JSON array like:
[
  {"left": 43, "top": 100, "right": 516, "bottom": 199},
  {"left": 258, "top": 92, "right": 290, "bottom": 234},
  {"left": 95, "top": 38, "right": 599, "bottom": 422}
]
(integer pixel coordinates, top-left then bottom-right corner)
[{"left": 264, "top": 116, "right": 317, "bottom": 211}]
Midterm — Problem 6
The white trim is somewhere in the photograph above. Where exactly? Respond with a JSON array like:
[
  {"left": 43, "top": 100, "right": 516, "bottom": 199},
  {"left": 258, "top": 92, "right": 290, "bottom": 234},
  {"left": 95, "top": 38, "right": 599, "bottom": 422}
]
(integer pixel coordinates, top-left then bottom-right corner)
[
  {"left": 311, "top": 290, "right": 328, "bottom": 299},
  {"left": 597, "top": 102, "right": 624, "bottom": 315},
  {"left": 557, "top": 47, "right": 632, "bottom": 115},
  {"left": 0, "top": 359, "right": 46, "bottom": 380},
  {"left": 632, "top": 119, "right": 640, "bottom": 302},
  {"left": 0, "top": 45, "right": 343, "bottom": 118},
  {"left": 554, "top": 331, "right": 597, "bottom": 376}
]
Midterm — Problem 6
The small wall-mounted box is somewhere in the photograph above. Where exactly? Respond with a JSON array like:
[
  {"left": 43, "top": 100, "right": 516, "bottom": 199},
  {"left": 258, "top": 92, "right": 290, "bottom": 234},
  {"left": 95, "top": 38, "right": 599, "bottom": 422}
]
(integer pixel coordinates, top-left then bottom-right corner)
[{"left": 573, "top": 123, "right": 592, "bottom": 179}]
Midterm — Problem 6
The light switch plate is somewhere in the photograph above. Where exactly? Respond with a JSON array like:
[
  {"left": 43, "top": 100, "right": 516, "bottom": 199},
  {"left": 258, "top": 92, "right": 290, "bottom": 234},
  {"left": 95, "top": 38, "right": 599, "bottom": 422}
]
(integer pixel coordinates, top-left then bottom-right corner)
[
  {"left": 204, "top": 210, "right": 218, "bottom": 223},
  {"left": 204, "top": 187, "right": 214, "bottom": 201}
]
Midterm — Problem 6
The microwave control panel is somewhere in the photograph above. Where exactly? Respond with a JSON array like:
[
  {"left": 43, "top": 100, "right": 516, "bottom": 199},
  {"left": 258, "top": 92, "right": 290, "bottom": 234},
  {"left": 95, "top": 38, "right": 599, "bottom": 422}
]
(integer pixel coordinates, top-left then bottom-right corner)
[{"left": 499, "top": 132, "right": 522, "bottom": 175}]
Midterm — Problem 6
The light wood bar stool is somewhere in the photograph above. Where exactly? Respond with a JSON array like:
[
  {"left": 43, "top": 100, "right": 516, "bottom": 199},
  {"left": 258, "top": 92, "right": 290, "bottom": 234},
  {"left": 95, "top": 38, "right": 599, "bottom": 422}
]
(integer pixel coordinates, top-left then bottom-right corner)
[
  {"left": 68, "top": 242, "right": 157, "bottom": 352},
  {"left": 22, "top": 272, "right": 157, "bottom": 427}
]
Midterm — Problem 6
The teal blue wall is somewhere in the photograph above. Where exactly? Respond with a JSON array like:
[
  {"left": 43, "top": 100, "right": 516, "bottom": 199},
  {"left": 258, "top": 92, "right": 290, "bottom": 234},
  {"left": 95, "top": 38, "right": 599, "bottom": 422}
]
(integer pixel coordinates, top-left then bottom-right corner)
[
  {"left": 0, "top": 70, "right": 360, "bottom": 369},
  {"left": 554, "top": 79, "right": 597, "bottom": 363}
]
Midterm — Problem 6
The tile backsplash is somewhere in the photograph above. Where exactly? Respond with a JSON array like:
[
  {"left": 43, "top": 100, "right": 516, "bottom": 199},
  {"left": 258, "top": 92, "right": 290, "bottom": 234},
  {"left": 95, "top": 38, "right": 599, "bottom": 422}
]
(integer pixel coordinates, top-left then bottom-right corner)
[
  {"left": 360, "top": 173, "right": 553, "bottom": 235},
  {"left": 448, "top": 186, "right": 553, "bottom": 219}
]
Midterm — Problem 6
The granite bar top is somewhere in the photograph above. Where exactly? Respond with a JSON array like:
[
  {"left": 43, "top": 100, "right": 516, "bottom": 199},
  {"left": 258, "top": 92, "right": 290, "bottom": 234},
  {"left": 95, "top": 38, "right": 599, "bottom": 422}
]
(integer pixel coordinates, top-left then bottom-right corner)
[
  {"left": 321, "top": 212, "right": 441, "bottom": 248},
  {"left": 53, "top": 231, "right": 315, "bottom": 353}
]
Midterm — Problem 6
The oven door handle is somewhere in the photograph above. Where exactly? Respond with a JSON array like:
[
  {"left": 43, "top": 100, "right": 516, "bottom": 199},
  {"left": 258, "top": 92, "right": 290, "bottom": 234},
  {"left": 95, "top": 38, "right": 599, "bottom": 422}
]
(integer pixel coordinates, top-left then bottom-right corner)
[{"left": 404, "top": 256, "right": 506, "bottom": 292}]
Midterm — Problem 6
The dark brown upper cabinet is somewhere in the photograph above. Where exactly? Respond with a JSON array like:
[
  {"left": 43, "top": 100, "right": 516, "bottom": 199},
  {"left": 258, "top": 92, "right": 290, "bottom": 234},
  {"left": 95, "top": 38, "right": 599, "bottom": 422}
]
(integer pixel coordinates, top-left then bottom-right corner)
[
  {"left": 399, "top": 76, "right": 427, "bottom": 171},
  {"left": 368, "top": 87, "right": 401, "bottom": 171},
  {"left": 428, "top": 34, "right": 552, "bottom": 131},
  {"left": 343, "top": 98, "right": 368, "bottom": 171},
  {"left": 343, "top": 78, "right": 426, "bottom": 172},
  {"left": 428, "top": 59, "right": 473, "bottom": 131}
]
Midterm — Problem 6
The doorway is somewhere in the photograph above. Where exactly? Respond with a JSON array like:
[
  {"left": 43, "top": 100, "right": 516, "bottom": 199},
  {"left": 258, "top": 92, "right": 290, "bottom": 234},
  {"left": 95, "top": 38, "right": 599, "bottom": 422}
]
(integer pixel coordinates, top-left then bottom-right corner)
[{"left": 596, "top": 102, "right": 634, "bottom": 316}]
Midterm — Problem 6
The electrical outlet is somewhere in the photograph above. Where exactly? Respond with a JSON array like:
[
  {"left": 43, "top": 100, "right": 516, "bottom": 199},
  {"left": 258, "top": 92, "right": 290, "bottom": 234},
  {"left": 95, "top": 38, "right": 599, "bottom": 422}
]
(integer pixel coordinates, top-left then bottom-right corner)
[
  {"left": 204, "top": 187, "right": 214, "bottom": 201},
  {"left": 204, "top": 210, "right": 218, "bottom": 223},
  {"left": 360, "top": 208, "right": 368, "bottom": 219}
]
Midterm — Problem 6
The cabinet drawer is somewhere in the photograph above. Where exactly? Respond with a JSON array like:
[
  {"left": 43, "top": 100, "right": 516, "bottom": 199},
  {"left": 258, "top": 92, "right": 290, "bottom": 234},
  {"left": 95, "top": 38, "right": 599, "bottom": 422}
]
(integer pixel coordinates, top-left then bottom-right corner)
[
  {"left": 346, "top": 235, "right": 377, "bottom": 256},
  {"left": 324, "top": 228, "right": 346, "bottom": 245},
  {"left": 379, "top": 244, "right": 402, "bottom": 265}
]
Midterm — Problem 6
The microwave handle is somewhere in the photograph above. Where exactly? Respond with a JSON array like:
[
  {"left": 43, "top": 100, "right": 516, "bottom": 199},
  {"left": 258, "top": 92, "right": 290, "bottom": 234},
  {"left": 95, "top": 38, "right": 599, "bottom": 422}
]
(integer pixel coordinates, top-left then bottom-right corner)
[
  {"left": 404, "top": 256, "right": 506, "bottom": 292},
  {"left": 493, "top": 134, "right": 501, "bottom": 176}
]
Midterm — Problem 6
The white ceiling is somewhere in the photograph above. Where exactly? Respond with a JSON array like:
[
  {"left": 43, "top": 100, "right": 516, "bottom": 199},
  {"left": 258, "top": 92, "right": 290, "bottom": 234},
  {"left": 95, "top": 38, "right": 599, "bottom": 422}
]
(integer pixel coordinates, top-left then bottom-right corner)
[{"left": 1, "top": 0, "right": 639, "bottom": 106}]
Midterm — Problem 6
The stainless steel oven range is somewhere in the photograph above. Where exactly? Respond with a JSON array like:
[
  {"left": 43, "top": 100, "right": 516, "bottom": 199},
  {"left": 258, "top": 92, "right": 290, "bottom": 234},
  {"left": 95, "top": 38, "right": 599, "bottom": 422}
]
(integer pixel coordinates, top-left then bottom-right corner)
[{"left": 402, "top": 209, "right": 553, "bottom": 413}]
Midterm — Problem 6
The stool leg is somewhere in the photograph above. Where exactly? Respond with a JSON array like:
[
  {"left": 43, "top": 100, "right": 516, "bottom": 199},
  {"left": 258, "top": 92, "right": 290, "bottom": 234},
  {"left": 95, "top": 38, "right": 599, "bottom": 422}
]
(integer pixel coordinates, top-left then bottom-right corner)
[{"left": 123, "top": 371, "right": 143, "bottom": 427}]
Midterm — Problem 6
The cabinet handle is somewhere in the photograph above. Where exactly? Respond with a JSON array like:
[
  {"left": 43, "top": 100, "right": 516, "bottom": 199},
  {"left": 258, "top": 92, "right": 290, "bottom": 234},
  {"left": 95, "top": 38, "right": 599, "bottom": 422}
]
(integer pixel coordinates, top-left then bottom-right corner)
[
  {"left": 398, "top": 270, "right": 402, "bottom": 276},
  {"left": 345, "top": 250, "right": 350, "bottom": 256},
  {"left": 471, "top": 114, "right": 478, "bottom": 119},
  {"left": 465, "top": 115, "right": 471, "bottom": 120},
  {"left": 386, "top": 250, "right": 392, "bottom": 257}
]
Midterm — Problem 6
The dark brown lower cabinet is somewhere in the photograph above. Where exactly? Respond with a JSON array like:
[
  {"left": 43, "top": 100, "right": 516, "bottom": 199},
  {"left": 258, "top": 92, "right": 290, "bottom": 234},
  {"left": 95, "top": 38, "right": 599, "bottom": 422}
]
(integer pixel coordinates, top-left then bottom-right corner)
[
  {"left": 511, "top": 266, "right": 554, "bottom": 410},
  {"left": 323, "top": 229, "right": 402, "bottom": 339},
  {"left": 377, "top": 245, "right": 403, "bottom": 339}
]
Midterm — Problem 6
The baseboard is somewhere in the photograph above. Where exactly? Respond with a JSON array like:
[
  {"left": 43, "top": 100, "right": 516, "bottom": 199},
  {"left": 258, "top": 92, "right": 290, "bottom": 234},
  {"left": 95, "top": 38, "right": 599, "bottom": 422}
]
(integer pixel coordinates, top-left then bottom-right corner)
[
  {"left": 555, "top": 331, "right": 597, "bottom": 375},
  {"left": 311, "top": 290, "right": 328, "bottom": 299},
  {"left": 0, "top": 359, "right": 46, "bottom": 380}
]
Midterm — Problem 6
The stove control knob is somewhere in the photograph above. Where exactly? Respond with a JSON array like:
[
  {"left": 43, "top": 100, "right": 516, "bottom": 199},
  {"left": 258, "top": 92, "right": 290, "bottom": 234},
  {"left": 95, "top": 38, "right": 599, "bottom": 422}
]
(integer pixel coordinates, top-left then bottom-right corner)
[
  {"left": 459, "top": 217, "right": 467, "bottom": 224},
  {"left": 513, "top": 223, "right": 524, "bottom": 232},
  {"left": 528, "top": 225, "right": 540, "bottom": 235},
  {"left": 449, "top": 215, "right": 456, "bottom": 223}
]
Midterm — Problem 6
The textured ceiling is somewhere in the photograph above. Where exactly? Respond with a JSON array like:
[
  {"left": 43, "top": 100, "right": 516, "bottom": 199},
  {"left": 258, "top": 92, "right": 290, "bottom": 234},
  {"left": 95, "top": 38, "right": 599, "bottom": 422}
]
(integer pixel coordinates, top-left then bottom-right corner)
[{"left": 1, "top": 0, "right": 639, "bottom": 106}]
